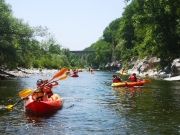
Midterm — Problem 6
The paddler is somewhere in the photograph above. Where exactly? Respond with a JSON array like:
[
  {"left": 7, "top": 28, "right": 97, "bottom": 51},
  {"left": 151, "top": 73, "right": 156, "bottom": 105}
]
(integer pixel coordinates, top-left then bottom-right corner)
[
  {"left": 112, "top": 75, "right": 122, "bottom": 83},
  {"left": 128, "top": 73, "right": 138, "bottom": 82},
  {"left": 32, "top": 79, "right": 58, "bottom": 101}
]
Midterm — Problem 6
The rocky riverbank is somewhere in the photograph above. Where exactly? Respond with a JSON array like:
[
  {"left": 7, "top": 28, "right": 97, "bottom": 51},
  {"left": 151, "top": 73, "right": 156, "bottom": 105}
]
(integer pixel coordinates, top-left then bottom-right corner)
[
  {"left": 125, "top": 57, "right": 180, "bottom": 81},
  {"left": 1, "top": 57, "right": 180, "bottom": 82},
  {"left": 0, "top": 68, "right": 58, "bottom": 80}
]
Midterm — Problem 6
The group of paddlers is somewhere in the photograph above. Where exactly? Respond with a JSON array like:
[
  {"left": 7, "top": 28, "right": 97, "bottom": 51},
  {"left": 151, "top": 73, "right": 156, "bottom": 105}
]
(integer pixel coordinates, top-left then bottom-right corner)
[
  {"left": 112, "top": 73, "right": 139, "bottom": 83},
  {"left": 32, "top": 70, "right": 141, "bottom": 101}
]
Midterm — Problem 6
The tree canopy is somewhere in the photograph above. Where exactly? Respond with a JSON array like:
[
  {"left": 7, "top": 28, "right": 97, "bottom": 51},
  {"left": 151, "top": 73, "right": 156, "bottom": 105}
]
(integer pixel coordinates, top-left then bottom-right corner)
[
  {"left": 87, "top": 0, "right": 180, "bottom": 69},
  {"left": 1, "top": 0, "right": 179, "bottom": 70}
]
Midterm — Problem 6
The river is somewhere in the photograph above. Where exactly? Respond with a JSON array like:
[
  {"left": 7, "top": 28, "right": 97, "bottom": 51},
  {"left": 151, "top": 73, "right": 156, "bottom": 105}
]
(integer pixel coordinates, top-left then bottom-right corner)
[{"left": 0, "top": 71, "right": 180, "bottom": 135}]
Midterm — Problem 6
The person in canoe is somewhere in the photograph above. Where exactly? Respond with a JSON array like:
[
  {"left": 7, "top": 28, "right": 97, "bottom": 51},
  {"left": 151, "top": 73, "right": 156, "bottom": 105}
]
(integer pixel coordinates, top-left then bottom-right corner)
[
  {"left": 71, "top": 69, "right": 79, "bottom": 77},
  {"left": 128, "top": 73, "right": 138, "bottom": 82},
  {"left": 112, "top": 75, "right": 122, "bottom": 83},
  {"left": 32, "top": 79, "right": 58, "bottom": 101}
]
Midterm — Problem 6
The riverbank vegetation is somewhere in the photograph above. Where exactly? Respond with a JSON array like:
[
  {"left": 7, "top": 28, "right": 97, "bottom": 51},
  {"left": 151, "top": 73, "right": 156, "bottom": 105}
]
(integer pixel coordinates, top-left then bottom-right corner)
[
  {"left": 86, "top": 0, "right": 179, "bottom": 69},
  {"left": 0, "top": 0, "right": 83, "bottom": 71},
  {"left": 0, "top": 0, "right": 180, "bottom": 75}
]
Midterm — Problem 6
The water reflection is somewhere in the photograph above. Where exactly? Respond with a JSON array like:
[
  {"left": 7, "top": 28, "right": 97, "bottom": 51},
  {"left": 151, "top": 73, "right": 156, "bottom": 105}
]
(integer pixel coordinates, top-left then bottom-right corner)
[
  {"left": 113, "top": 86, "right": 144, "bottom": 98},
  {"left": 111, "top": 81, "right": 180, "bottom": 135},
  {"left": 25, "top": 113, "right": 54, "bottom": 125}
]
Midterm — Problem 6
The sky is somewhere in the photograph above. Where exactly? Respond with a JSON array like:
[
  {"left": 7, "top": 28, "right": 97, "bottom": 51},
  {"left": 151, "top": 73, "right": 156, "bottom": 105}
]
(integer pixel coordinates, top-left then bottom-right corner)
[{"left": 6, "top": 0, "right": 126, "bottom": 51}]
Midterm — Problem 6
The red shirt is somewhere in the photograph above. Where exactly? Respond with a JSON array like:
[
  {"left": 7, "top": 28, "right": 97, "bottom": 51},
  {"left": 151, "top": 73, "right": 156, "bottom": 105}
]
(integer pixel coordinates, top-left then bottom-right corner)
[
  {"left": 113, "top": 77, "right": 121, "bottom": 83},
  {"left": 42, "top": 85, "right": 53, "bottom": 97},
  {"left": 38, "top": 82, "right": 58, "bottom": 98},
  {"left": 129, "top": 75, "right": 137, "bottom": 82}
]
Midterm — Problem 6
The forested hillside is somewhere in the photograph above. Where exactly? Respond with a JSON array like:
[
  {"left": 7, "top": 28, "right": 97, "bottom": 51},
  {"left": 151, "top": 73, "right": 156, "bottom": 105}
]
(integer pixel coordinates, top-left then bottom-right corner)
[
  {"left": 0, "top": 0, "right": 84, "bottom": 69},
  {"left": 0, "top": 0, "right": 179, "bottom": 71},
  {"left": 86, "top": 0, "right": 180, "bottom": 69}
]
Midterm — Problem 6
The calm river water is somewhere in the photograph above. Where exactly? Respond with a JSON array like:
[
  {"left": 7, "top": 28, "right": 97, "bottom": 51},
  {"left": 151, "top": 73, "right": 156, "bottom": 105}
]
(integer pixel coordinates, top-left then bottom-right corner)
[{"left": 0, "top": 71, "right": 180, "bottom": 135}]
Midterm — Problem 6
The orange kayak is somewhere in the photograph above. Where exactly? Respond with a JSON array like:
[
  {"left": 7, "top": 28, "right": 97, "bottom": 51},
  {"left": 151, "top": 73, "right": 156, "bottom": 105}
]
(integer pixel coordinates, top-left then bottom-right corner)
[
  {"left": 111, "top": 80, "right": 148, "bottom": 87},
  {"left": 24, "top": 94, "right": 63, "bottom": 114}
]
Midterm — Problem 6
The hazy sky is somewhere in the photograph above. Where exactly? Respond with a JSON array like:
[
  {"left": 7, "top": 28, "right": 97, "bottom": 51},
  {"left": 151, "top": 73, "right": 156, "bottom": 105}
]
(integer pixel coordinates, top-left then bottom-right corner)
[{"left": 6, "top": 0, "right": 126, "bottom": 50}]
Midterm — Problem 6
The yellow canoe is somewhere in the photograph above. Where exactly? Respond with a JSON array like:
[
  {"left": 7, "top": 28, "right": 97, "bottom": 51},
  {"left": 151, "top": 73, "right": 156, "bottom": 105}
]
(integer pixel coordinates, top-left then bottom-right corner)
[{"left": 111, "top": 80, "right": 147, "bottom": 87}]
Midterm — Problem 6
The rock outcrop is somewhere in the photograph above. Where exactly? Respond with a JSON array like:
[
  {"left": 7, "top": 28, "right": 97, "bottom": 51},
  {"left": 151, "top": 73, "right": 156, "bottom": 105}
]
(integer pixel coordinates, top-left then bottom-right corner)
[{"left": 127, "top": 57, "right": 180, "bottom": 81}]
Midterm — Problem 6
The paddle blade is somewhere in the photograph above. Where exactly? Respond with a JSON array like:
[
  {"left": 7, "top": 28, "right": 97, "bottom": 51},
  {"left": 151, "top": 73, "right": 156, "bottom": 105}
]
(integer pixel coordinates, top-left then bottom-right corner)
[
  {"left": 6, "top": 105, "right": 13, "bottom": 110},
  {"left": 59, "top": 74, "right": 68, "bottom": 80},
  {"left": 19, "top": 88, "right": 33, "bottom": 98},
  {"left": 51, "top": 68, "right": 68, "bottom": 80}
]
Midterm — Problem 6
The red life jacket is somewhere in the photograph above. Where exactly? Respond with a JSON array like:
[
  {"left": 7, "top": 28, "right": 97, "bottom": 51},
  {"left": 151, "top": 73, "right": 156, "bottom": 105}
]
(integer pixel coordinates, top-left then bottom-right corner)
[
  {"left": 129, "top": 75, "right": 137, "bottom": 82},
  {"left": 42, "top": 84, "right": 53, "bottom": 98},
  {"left": 113, "top": 77, "right": 121, "bottom": 83},
  {"left": 37, "top": 81, "right": 58, "bottom": 98}
]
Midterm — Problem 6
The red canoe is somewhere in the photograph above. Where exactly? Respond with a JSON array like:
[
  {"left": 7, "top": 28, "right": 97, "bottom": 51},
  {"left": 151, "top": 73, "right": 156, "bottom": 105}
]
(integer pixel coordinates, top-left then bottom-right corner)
[
  {"left": 71, "top": 74, "right": 79, "bottom": 77},
  {"left": 24, "top": 94, "right": 63, "bottom": 114}
]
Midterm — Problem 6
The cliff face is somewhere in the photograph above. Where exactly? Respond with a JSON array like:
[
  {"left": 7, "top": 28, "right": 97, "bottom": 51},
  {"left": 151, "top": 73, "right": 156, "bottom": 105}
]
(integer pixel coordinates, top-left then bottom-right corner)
[
  {"left": 171, "top": 58, "right": 180, "bottom": 76},
  {"left": 127, "top": 57, "right": 180, "bottom": 79}
]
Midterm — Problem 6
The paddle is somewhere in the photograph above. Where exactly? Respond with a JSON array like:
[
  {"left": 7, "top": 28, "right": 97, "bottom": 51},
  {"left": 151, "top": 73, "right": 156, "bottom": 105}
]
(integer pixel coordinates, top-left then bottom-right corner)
[
  {"left": 6, "top": 68, "right": 68, "bottom": 109},
  {"left": 18, "top": 88, "right": 34, "bottom": 99},
  {"left": 18, "top": 68, "right": 68, "bottom": 98},
  {"left": 6, "top": 99, "right": 24, "bottom": 109},
  {"left": 4, "top": 88, "right": 34, "bottom": 110},
  {"left": 58, "top": 74, "right": 68, "bottom": 81},
  {"left": 49, "top": 68, "right": 68, "bottom": 82}
]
